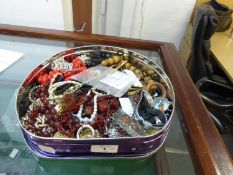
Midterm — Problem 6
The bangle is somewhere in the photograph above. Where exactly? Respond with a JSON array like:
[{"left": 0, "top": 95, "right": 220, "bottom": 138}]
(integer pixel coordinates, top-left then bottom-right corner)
[
  {"left": 146, "top": 82, "right": 166, "bottom": 98},
  {"left": 76, "top": 125, "right": 95, "bottom": 139}
]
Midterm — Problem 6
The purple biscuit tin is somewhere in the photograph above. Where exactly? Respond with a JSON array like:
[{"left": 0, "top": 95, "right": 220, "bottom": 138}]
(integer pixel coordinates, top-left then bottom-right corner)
[{"left": 16, "top": 45, "right": 175, "bottom": 158}]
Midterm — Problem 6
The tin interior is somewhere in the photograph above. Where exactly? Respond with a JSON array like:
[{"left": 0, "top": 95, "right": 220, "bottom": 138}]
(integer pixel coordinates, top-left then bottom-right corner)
[{"left": 16, "top": 45, "right": 175, "bottom": 142}]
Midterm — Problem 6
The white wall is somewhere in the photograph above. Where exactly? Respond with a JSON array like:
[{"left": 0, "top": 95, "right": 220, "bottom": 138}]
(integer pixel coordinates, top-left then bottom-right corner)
[
  {"left": 105, "top": 0, "right": 124, "bottom": 36},
  {"left": 0, "top": 0, "right": 196, "bottom": 48},
  {"left": 93, "top": 0, "right": 196, "bottom": 49},
  {"left": 138, "top": 0, "right": 195, "bottom": 48},
  {"left": 0, "top": 0, "right": 64, "bottom": 30}
]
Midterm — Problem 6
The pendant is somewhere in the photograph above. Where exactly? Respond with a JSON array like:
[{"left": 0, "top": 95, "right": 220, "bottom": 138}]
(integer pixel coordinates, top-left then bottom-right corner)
[{"left": 153, "top": 97, "right": 172, "bottom": 112}]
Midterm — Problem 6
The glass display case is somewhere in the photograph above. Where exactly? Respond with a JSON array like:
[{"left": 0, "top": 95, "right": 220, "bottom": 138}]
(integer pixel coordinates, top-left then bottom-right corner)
[{"left": 0, "top": 24, "right": 232, "bottom": 175}]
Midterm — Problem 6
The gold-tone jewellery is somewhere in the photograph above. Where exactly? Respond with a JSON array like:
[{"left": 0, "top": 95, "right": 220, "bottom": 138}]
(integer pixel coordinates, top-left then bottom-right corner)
[{"left": 48, "top": 81, "right": 82, "bottom": 100}]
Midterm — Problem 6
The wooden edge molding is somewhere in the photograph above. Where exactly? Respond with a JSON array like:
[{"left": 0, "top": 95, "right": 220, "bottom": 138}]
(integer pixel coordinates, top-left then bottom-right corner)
[
  {"left": 160, "top": 43, "right": 233, "bottom": 175},
  {"left": 0, "top": 24, "right": 166, "bottom": 49},
  {"left": 0, "top": 23, "right": 232, "bottom": 174}
]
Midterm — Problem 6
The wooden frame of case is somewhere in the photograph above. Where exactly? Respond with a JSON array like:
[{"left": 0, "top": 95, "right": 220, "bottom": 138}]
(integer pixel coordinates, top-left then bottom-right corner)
[{"left": 0, "top": 24, "right": 232, "bottom": 175}]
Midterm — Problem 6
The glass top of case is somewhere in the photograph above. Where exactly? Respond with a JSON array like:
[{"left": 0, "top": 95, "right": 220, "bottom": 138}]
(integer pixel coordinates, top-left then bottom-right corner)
[{"left": 0, "top": 34, "right": 195, "bottom": 175}]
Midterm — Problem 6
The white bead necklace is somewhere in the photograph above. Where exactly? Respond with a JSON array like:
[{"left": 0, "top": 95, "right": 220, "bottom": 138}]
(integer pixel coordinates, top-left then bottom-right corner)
[
  {"left": 74, "top": 88, "right": 103, "bottom": 124},
  {"left": 75, "top": 89, "right": 102, "bottom": 124}
]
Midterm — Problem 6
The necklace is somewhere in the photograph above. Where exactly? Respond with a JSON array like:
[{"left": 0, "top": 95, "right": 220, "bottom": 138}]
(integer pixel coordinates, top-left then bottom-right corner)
[
  {"left": 48, "top": 80, "right": 82, "bottom": 100},
  {"left": 73, "top": 89, "right": 105, "bottom": 139},
  {"left": 75, "top": 90, "right": 99, "bottom": 124}
]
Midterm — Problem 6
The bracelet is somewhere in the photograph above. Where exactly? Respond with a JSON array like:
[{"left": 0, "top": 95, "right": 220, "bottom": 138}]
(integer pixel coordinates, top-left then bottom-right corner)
[
  {"left": 146, "top": 82, "right": 166, "bottom": 98},
  {"left": 76, "top": 125, "right": 95, "bottom": 139},
  {"left": 28, "top": 85, "right": 43, "bottom": 103},
  {"left": 48, "top": 80, "right": 82, "bottom": 99},
  {"left": 57, "top": 118, "right": 77, "bottom": 137},
  {"left": 52, "top": 57, "right": 73, "bottom": 70}
]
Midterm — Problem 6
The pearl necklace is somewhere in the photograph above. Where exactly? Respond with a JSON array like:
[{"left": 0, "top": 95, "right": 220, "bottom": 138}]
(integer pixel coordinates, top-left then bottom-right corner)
[{"left": 75, "top": 90, "right": 99, "bottom": 124}]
